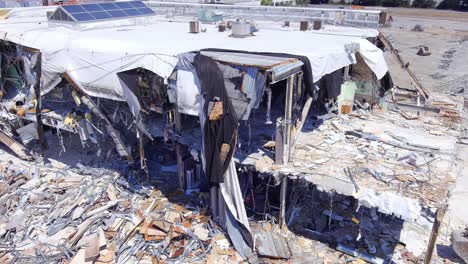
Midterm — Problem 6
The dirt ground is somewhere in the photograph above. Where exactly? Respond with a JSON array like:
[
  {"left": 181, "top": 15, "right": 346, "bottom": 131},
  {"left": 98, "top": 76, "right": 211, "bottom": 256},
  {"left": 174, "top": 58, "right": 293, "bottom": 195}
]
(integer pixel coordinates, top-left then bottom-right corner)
[
  {"left": 381, "top": 8, "right": 468, "bottom": 97},
  {"left": 386, "top": 7, "right": 468, "bottom": 21}
]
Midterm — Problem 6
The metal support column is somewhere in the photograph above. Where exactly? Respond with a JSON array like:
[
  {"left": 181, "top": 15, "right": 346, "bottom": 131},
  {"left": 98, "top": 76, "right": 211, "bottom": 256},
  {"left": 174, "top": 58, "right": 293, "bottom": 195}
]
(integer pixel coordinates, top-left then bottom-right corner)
[
  {"left": 275, "top": 117, "right": 284, "bottom": 165},
  {"left": 279, "top": 175, "right": 288, "bottom": 228},
  {"left": 283, "top": 74, "right": 295, "bottom": 165},
  {"left": 176, "top": 144, "right": 185, "bottom": 190},
  {"left": 173, "top": 107, "right": 182, "bottom": 132},
  {"left": 279, "top": 74, "right": 295, "bottom": 228},
  {"left": 34, "top": 52, "right": 48, "bottom": 152},
  {"left": 265, "top": 86, "right": 272, "bottom": 125}
]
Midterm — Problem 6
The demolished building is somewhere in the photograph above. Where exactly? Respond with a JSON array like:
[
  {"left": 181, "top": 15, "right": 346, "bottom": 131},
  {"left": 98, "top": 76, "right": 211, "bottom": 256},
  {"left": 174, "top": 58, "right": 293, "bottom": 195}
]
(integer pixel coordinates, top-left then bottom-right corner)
[{"left": 0, "top": 2, "right": 464, "bottom": 263}]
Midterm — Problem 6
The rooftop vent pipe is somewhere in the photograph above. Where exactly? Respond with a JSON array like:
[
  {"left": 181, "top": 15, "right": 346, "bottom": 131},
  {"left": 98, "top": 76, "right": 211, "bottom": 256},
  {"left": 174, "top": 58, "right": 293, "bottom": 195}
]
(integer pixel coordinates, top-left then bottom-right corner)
[
  {"left": 219, "top": 22, "right": 226, "bottom": 32},
  {"left": 313, "top": 20, "right": 322, "bottom": 30},
  {"left": 300, "top": 20, "right": 309, "bottom": 31},
  {"left": 189, "top": 19, "right": 200, "bottom": 34}
]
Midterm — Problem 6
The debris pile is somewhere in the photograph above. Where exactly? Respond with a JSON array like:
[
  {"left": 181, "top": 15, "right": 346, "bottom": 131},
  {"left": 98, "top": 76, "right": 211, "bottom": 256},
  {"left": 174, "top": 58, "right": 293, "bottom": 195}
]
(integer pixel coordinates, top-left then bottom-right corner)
[
  {"left": 250, "top": 105, "right": 459, "bottom": 209},
  {"left": 286, "top": 179, "right": 404, "bottom": 262},
  {"left": 0, "top": 158, "right": 237, "bottom": 263},
  {"left": 452, "top": 227, "right": 468, "bottom": 263},
  {"left": 245, "top": 94, "right": 463, "bottom": 260},
  {"left": 411, "top": 24, "right": 424, "bottom": 32}
]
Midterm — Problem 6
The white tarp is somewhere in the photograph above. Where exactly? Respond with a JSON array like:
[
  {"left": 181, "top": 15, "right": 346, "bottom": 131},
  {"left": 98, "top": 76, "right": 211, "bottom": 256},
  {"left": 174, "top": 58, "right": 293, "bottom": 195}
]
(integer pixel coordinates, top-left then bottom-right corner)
[
  {"left": 0, "top": 14, "right": 388, "bottom": 102},
  {"left": 176, "top": 70, "right": 200, "bottom": 116}
]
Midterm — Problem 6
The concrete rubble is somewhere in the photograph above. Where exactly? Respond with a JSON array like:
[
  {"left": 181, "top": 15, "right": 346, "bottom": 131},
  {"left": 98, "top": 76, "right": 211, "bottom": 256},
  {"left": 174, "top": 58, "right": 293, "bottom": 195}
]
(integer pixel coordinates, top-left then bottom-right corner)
[
  {"left": 244, "top": 93, "right": 465, "bottom": 263},
  {"left": 452, "top": 228, "right": 468, "bottom": 263}
]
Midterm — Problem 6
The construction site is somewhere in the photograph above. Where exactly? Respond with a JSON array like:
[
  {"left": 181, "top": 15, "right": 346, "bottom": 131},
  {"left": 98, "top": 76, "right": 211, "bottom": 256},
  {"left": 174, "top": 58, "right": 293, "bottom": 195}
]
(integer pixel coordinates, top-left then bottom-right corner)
[{"left": 0, "top": 1, "right": 467, "bottom": 263}]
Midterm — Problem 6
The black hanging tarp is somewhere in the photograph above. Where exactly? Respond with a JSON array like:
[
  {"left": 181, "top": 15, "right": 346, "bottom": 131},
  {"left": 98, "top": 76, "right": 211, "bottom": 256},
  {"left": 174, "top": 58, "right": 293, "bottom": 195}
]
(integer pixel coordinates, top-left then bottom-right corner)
[
  {"left": 193, "top": 54, "right": 239, "bottom": 184},
  {"left": 380, "top": 72, "right": 394, "bottom": 94},
  {"left": 318, "top": 68, "right": 344, "bottom": 100}
]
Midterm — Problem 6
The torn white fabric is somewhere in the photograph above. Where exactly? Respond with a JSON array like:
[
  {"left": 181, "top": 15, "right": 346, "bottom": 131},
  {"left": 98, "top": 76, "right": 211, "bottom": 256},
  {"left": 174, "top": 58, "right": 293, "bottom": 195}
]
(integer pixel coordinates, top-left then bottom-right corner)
[
  {"left": 175, "top": 70, "right": 200, "bottom": 116},
  {"left": 219, "top": 160, "right": 251, "bottom": 234},
  {"left": 119, "top": 79, "right": 141, "bottom": 117},
  {"left": 0, "top": 16, "right": 387, "bottom": 102},
  {"left": 357, "top": 39, "right": 388, "bottom": 80}
]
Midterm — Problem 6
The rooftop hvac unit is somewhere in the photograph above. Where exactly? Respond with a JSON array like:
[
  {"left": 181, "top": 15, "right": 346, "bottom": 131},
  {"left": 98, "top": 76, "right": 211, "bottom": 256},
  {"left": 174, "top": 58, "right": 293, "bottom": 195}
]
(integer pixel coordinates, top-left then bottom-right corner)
[{"left": 231, "top": 21, "right": 251, "bottom": 38}]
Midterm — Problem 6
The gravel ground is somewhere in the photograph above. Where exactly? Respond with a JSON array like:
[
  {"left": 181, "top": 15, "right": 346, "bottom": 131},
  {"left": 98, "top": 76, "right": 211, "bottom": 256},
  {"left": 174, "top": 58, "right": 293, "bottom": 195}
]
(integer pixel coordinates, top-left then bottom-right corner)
[{"left": 380, "top": 11, "right": 468, "bottom": 97}]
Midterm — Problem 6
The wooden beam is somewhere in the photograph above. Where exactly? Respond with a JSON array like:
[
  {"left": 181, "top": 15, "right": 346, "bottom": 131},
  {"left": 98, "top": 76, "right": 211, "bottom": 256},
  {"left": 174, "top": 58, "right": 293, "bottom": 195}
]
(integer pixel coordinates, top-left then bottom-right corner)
[
  {"left": 423, "top": 208, "right": 446, "bottom": 264},
  {"left": 0, "top": 129, "right": 34, "bottom": 161}
]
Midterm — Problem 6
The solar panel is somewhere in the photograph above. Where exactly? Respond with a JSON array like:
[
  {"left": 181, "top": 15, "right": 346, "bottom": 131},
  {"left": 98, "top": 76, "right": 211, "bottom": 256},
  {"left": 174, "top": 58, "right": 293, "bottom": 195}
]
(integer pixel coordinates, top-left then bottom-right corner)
[
  {"left": 82, "top": 4, "right": 104, "bottom": 12},
  {"left": 108, "top": 10, "right": 126, "bottom": 18},
  {"left": 90, "top": 11, "right": 112, "bottom": 19},
  {"left": 130, "top": 1, "right": 146, "bottom": 8},
  {"left": 123, "top": 9, "right": 140, "bottom": 16},
  {"left": 52, "top": 1, "right": 155, "bottom": 23},
  {"left": 63, "top": 5, "right": 86, "bottom": 14},
  {"left": 115, "top": 2, "right": 133, "bottom": 9},
  {"left": 98, "top": 3, "right": 119, "bottom": 10},
  {"left": 138, "top": 8, "right": 153, "bottom": 15}
]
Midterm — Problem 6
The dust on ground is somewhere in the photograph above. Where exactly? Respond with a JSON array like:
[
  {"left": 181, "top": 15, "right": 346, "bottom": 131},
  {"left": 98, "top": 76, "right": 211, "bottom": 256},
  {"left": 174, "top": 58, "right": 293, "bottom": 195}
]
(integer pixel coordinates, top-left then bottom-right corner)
[{"left": 381, "top": 8, "right": 468, "bottom": 97}]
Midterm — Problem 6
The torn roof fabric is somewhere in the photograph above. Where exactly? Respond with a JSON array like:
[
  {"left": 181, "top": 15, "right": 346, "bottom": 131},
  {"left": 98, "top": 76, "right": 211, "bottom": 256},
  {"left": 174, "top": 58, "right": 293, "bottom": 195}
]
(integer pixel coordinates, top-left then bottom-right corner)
[{"left": 0, "top": 13, "right": 388, "bottom": 101}]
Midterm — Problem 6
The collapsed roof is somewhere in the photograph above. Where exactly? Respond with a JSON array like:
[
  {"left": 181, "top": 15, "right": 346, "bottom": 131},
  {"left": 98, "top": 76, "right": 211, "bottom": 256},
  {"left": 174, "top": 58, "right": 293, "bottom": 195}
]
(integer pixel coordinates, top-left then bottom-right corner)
[{"left": 0, "top": 3, "right": 398, "bottom": 261}]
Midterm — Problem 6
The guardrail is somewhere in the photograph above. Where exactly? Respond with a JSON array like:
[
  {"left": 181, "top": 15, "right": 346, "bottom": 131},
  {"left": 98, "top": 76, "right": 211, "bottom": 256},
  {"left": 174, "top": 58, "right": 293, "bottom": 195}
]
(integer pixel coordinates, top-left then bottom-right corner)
[{"left": 147, "top": 1, "right": 382, "bottom": 29}]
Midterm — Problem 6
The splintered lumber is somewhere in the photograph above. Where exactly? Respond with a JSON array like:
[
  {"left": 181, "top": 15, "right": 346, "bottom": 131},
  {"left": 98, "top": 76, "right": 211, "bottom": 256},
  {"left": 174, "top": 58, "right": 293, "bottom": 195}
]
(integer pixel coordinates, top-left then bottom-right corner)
[
  {"left": 423, "top": 208, "right": 446, "bottom": 264},
  {"left": 0, "top": 129, "right": 34, "bottom": 161}
]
